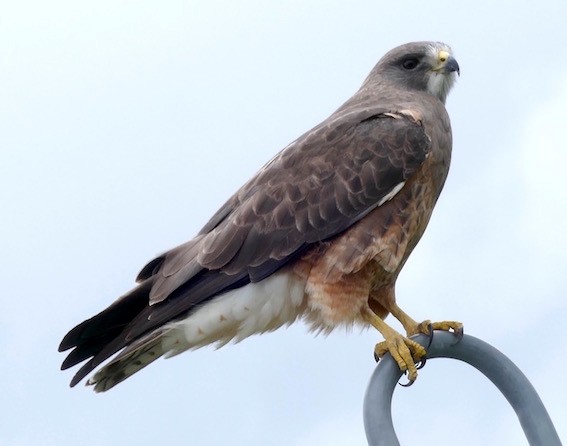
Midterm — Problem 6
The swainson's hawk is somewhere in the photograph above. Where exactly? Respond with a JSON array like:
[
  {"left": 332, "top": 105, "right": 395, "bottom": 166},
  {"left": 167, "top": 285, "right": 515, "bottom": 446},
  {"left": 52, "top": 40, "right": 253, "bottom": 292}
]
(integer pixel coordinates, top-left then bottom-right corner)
[{"left": 59, "top": 41, "right": 461, "bottom": 391}]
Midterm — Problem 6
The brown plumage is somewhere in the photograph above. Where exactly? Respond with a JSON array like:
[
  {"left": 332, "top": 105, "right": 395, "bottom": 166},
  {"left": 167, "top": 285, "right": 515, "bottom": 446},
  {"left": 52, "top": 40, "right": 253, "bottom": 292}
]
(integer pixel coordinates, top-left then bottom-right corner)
[{"left": 59, "top": 41, "right": 461, "bottom": 391}]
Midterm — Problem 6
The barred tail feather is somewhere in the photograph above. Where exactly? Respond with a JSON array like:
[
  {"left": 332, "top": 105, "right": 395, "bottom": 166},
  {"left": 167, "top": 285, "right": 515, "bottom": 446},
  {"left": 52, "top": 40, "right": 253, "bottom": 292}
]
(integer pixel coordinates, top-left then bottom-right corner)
[{"left": 87, "top": 328, "right": 179, "bottom": 392}]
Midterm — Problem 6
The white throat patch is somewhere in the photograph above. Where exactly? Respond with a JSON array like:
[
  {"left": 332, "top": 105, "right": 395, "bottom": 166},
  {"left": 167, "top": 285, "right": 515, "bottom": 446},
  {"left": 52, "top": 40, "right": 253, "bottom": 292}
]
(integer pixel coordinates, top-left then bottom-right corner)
[
  {"left": 427, "top": 70, "right": 456, "bottom": 103},
  {"left": 425, "top": 43, "right": 457, "bottom": 103}
]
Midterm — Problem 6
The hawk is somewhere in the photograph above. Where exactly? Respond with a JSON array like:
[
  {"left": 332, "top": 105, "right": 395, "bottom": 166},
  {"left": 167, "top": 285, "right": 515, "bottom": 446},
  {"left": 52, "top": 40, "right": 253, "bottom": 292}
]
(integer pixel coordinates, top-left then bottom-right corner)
[{"left": 59, "top": 41, "right": 461, "bottom": 392}]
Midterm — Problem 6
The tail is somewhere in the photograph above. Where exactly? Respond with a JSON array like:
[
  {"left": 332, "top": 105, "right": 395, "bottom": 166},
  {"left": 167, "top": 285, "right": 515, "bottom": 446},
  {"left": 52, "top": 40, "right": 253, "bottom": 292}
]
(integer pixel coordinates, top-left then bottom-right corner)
[
  {"left": 85, "top": 328, "right": 176, "bottom": 392},
  {"left": 59, "top": 239, "right": 291, "bottom": 390},
  {"left": 58, "top": 278, "right": 158, "bottom": 388}
]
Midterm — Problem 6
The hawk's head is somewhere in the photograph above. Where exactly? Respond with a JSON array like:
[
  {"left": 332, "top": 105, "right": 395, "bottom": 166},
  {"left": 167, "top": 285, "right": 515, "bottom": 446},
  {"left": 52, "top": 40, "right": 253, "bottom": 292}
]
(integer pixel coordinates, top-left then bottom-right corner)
[{"left": 369, "top": 41, "right": 460, "bottom": 104}]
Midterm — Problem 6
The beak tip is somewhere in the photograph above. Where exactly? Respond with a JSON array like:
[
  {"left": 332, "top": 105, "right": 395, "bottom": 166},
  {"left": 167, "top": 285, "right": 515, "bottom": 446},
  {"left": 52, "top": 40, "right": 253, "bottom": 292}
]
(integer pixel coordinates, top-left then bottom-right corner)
[{"left": 445, "top": 57, "right": 460, "bottom": 76}]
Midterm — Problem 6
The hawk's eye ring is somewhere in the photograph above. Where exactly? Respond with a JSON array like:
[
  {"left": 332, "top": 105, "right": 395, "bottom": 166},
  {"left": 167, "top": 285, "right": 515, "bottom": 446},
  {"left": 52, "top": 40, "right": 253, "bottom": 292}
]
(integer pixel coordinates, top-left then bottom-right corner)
[{"left": 402, "top": 58, "right": 419, "bottom": 70}]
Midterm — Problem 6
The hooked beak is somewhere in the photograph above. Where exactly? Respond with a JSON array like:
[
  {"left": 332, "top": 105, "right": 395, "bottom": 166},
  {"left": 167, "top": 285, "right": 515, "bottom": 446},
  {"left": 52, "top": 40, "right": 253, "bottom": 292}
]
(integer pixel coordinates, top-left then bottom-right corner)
[{"left": 435, "top": 50, "right": 460, "bottom": 76}]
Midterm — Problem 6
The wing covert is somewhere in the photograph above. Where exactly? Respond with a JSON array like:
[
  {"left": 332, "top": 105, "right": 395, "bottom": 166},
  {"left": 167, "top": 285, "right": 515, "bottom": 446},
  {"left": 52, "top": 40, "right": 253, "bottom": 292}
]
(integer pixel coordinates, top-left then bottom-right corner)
[{"left": 195, "top": 110, "right": 431, "bottom": 281}]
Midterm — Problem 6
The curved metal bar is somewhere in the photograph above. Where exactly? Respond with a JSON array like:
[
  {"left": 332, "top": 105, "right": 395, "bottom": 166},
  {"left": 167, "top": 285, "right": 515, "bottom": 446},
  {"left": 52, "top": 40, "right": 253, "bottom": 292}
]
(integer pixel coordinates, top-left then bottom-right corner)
[{"left": 363, "top": 331, "right": 562, "bottom": 446}]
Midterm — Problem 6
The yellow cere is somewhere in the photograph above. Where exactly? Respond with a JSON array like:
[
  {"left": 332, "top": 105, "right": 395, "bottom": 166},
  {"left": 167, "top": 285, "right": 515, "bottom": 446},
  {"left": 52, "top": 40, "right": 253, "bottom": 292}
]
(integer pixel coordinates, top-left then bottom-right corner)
[{"left": 438, "top": 50, "right": 450, "bottom": 63}]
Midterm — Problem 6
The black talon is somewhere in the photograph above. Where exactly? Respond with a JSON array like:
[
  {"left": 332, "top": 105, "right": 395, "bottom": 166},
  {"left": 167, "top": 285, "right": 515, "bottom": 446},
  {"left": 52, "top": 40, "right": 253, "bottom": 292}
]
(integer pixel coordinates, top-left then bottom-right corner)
[
  {"left": 453, "top": 326, "right": 464, "bottom": 344},
  {"left": 374, "top": 351, "right": 380, "bottom": 363},
  {"left": 426, "top": 323, "right": 434, "bottom": 349},
  {"left": 416, "top": 357, "right": 427, "bottom": 370},
  {"left": 398, "top": 373, "right": 415, "bottom": 387}
]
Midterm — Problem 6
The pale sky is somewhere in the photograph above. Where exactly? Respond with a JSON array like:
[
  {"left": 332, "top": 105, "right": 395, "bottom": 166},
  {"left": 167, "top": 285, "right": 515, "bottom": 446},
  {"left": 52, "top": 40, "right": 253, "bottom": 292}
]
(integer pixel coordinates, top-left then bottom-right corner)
[{"left": 1, "top": 1, "right": 566, "bottom": 445}]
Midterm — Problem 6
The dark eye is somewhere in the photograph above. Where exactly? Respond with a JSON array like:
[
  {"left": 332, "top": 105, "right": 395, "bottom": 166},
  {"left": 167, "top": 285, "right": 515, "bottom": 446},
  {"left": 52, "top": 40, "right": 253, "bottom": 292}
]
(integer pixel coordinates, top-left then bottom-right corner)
[{"left": 402, "top": 58, "right": 419, "bottom": 70}]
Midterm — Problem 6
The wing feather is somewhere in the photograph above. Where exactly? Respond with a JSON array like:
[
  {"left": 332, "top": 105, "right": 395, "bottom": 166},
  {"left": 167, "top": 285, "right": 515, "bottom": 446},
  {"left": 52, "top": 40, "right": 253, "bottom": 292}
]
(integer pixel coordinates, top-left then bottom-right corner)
[{"left": 197, "top": 111, "right": 429, "bottom": 271}]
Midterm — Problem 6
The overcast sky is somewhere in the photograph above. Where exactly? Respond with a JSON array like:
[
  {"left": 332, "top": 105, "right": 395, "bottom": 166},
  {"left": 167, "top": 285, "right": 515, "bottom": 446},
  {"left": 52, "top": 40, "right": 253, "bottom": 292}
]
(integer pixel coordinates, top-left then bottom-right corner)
[{"left": 1, "top": 1, "right": 566, "bottom": 445}]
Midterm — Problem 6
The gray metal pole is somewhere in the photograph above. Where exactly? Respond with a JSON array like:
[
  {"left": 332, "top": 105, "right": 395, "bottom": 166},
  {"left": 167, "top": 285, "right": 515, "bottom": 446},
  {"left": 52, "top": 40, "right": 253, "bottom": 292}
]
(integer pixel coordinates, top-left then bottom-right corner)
[{"left": 363, "top": 331, "right": 562, "bottom": 446}]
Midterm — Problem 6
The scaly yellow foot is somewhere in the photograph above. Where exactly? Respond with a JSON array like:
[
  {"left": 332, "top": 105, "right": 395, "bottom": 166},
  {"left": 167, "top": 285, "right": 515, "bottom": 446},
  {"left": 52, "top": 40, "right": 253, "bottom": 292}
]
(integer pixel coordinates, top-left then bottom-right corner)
[
  {"left": 362, "top": 308, "right": 427, "bottom": 384},
  {"left": 385, "top": 301, "right": 463, "bottom": 342},
  {"left": 373, "top": 333, "right": 427, "bottom": 383},
  {"left": 410, "top": 320, "right": 464, "bottom": 340}
]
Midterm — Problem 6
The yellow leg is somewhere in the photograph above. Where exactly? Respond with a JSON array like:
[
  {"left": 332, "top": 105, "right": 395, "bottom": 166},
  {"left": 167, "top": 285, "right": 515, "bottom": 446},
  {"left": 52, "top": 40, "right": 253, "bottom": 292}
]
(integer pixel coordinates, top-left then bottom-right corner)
[
  {"left": 362, "top": 307, "right": 427, "bottom": 383},
  {"left": 387, "top": 301, "right": 463, "bottom": 339}
]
